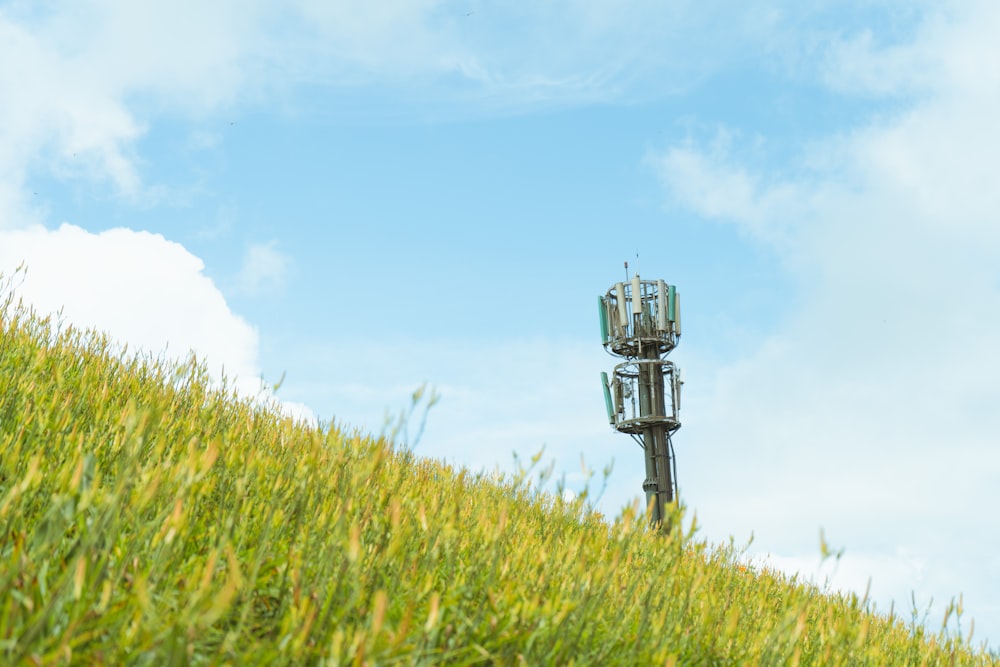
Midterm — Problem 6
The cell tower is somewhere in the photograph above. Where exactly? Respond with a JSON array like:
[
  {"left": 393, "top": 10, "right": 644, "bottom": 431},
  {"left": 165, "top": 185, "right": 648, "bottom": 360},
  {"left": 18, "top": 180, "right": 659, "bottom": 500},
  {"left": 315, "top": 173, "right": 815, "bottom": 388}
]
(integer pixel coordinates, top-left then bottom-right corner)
[{"left": 599, "top": 264, "right": 683, "bottom": 526}]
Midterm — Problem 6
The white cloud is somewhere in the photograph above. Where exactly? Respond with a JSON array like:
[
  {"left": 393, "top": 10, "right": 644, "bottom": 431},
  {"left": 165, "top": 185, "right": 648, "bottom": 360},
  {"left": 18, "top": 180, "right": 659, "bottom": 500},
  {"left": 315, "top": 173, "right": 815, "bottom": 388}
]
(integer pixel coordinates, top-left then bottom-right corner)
[
  {"left": 0, "top": 10, "right": 143, "bottom": 202},
  {"left": 647, "top": 134, "right": 810, "bottom": 252},
  {"left": 236, "top": 241, "right": 291, "bottom": 295},
  {"left": 0, "top": 223, "right": 264, "bottom": 397},
  {"left": 650, "top": 0, "right": 1000, "bottom": 644},
  {"left": 822, "top": 2, "right": 1000, "bottom": 99}
]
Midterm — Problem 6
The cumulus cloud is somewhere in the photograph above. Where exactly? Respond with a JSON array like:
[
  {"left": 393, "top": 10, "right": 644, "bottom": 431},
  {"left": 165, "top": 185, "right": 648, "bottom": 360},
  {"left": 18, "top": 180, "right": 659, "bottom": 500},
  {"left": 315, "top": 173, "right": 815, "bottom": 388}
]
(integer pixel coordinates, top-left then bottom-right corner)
[
  {"left": 0, "top": 223, "right": 264, "bottom": 397},
  {"left": 649, "top": 0, "right": 1000, "bottom": 641}
]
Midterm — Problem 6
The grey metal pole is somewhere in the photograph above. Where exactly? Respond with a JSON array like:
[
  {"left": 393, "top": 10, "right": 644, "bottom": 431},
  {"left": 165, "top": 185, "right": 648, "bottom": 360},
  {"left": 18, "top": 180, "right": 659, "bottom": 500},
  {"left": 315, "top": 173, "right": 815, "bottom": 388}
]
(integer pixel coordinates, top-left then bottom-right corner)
[
  {"left": 642, "top": 441, "right": 660, "bottom": 523},
  {"left": 639, "top": 352, "right": 672, "bottom": 525},
  {"left": 651, "top": 361, "right": 674, "bottom": 513}
]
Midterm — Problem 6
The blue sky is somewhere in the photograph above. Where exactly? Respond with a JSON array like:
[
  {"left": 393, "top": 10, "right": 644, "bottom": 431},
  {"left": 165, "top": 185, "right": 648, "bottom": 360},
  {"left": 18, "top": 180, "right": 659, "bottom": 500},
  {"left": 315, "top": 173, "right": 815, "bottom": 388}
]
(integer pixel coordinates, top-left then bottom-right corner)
[{"left": 3, "top": 0, "right": 999, "bottom": 649}]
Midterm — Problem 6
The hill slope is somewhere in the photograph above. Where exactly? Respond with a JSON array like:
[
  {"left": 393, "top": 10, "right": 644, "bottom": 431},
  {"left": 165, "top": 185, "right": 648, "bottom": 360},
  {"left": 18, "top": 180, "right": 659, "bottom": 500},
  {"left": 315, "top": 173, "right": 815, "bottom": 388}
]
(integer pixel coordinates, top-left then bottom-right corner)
[{"left": 0, "top": 289, "right": 994, "bottom": 665}]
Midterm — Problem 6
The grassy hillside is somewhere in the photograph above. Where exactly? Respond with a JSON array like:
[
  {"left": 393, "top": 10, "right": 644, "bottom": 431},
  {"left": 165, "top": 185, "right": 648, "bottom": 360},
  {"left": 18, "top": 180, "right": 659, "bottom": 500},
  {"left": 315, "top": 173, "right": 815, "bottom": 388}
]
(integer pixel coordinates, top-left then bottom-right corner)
[{"left": 0, "top": 287, "right": 995, "bottom": 665}]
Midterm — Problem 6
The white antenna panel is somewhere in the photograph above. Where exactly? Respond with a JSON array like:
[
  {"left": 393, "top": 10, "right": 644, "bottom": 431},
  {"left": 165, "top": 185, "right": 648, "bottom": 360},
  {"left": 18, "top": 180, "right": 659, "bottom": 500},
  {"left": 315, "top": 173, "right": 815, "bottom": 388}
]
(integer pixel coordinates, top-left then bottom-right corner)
[
  {"left": 656, "top": 280, "right": 668, "bottom": 331},
  {"left": 615, "top": 282, "right": 628, "bottom": 334}
]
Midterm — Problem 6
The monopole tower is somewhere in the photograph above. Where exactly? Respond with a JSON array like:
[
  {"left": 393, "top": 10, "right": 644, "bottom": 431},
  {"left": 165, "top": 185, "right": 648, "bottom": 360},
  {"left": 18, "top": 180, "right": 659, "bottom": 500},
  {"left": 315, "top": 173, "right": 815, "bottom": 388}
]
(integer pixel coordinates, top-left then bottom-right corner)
[{"left": 599, "top": 265, "right": 683, "bottom": 525}]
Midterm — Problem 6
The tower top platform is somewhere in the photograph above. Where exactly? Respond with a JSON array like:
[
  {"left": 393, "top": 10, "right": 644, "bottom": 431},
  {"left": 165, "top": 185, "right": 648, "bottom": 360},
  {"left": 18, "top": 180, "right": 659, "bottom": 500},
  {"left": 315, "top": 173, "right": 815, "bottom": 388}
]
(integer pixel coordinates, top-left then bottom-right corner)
[{"left": 599, "top": 276, "right": 680, "bottom": 359}]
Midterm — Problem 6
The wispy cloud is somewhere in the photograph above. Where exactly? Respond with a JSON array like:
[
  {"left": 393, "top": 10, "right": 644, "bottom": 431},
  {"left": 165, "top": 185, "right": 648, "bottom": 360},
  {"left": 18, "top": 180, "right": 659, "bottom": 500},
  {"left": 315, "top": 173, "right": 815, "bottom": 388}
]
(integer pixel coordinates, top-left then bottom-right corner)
[
  {"left": 646, "top": 132, "right": 811, "bottom": 253},
  {"left": 821, "top": 2, "right": 1000, "bottom": 98},
  {"left": 235, "top": 241, "right": 292, "bottom": 295},
  {"left": 1, "top": 1, "right": 874, "bottom": 219}
]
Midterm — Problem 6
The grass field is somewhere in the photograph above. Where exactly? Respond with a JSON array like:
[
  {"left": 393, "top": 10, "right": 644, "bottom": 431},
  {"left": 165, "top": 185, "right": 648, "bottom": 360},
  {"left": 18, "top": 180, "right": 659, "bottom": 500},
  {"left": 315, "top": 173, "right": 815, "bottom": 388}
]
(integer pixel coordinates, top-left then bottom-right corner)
[{"left": 1, "top": 280, "right": 996, "bottom": 665}]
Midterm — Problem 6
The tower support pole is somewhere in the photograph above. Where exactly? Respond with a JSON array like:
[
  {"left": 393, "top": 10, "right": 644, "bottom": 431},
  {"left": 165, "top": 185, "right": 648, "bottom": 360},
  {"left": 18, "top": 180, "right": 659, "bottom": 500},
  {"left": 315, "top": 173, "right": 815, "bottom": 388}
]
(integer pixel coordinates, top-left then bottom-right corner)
[{"left": 639, "top": 353, "right": 673, "bottom": 526}]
